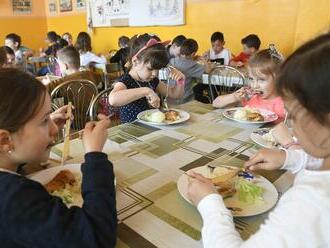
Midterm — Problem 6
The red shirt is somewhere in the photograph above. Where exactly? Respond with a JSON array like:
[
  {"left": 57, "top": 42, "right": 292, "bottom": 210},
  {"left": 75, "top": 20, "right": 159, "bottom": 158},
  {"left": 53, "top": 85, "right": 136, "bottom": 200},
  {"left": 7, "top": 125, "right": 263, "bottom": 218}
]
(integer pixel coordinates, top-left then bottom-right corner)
[{"left": 231, "top": 52, "right": 250, "bottom": 64}]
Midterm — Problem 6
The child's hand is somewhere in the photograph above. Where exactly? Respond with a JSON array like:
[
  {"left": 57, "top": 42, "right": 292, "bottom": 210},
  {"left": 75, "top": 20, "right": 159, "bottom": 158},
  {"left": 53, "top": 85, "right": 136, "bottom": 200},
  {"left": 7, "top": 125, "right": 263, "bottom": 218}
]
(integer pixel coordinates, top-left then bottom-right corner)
[
  {"left": 271, "top": 122, "right": 296, "bottom": 147},
  {"left": 187, "top": 171, "right": 217, "bottom": 206},
  {"left": 146, "top": 89, "right": 160, "bottom": 108},
  {"left": 50, "top": 105, "right": 75, "bottom": 129},
  {"left": 245, "top": 148, "right": 286, "bottom": 171},
  {"left": 236, "top": 61, "right": 244, "bottom": 67},
  {"left": 82, "top": 114, "right": 110, "bottom": 153},
  {"left": 168, "top": 67, "right": 185, "bottom": 85},
  {"left": 233, "top": 87, "right": 246, "bottom": 101}
]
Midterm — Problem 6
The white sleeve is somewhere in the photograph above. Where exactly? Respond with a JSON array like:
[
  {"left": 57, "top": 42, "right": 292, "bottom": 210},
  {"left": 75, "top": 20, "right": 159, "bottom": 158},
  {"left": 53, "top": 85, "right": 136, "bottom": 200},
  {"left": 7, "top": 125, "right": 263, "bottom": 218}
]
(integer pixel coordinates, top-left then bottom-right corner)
[
  {"left": 89, "top": 53, "right": 107, "bottom": 64},
  {"left": 281, "top": 149, "right": 323, "bottom": 173},
  {"left": 197, "top": 184, "right": 325, "bottom": 247},
  {"left": 224, "top": 49, "right": 231, "bottom": 65}
]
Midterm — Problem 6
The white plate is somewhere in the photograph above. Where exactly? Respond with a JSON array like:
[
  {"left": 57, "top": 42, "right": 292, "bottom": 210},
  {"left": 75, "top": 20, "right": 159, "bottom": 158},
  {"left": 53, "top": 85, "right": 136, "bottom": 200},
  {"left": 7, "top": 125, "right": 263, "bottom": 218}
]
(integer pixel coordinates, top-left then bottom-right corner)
[
  {"left": 250, "top": 129, "right": 278, "bottom": 149},
  {"left": 29, "top": 164, "right": 116, "bottom": 207},
  {"left": 223, "top": 107, "right": 278, "bottom": 124},
  {"left": 137, "top": 108, "right": 190, "bottom": 126},
  {"left": 177, "top": 166, "right": 278, "bottom": 217}
]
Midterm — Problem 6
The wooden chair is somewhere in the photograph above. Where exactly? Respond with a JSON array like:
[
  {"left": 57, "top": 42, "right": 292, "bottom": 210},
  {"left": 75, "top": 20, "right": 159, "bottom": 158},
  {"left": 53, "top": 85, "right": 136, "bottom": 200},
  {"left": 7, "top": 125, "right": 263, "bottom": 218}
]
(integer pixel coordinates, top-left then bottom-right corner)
[{"left": 51, "top": 79, "right": 98, "bottom": 131}]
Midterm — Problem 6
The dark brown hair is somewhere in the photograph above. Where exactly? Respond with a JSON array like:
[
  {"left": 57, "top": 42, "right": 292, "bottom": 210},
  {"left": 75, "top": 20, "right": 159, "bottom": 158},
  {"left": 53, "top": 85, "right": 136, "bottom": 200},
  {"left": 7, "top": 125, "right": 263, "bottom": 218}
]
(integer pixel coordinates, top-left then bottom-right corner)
[
  {"left": 0, "top": 69, "right": 47, "bottom": 132},
  {"left": 0, "top": 48, "right": 6, "bottom": 67},
  {"left": 5, "top": 33, "right": 21, "bottom": 48},
  {"left": 128, "top": 33, "right": 169, "bottom": 70},
  {"left": 242, "top": 34, "right": 261, "bottom": 50},
  {"left": 277, "top": 32, "right": 330, "bottom": 125},
  {"left": 57, "top": 46, "right": 80, "bottom": 70},
  {"left": 75, "top": 32, "right": 92, "bottom": 53},
  {"left": 180, "top": 39, "right": 199, "bottom": 56}
]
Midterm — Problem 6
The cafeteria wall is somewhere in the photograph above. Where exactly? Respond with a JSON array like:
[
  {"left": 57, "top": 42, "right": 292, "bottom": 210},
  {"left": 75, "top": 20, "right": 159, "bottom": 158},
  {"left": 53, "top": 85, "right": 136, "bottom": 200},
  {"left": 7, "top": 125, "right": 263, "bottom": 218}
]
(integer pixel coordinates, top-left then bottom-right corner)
[
  {"left": 46, "top": 0, "right": 330, "bottom": 56},
  {"left": 0, "top": 0, "right": 47, "bottom": 52},
  {"left": 1, "top": 0, "right": 330, "bottom": 56}
]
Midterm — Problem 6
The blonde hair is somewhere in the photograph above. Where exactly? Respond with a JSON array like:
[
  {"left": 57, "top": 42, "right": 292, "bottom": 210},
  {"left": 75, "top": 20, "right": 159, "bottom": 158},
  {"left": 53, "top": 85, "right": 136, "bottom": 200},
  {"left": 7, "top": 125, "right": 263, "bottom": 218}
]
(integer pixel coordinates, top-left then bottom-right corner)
[{"left": 248, "top": 46, "right": 283, "bottom": 79}]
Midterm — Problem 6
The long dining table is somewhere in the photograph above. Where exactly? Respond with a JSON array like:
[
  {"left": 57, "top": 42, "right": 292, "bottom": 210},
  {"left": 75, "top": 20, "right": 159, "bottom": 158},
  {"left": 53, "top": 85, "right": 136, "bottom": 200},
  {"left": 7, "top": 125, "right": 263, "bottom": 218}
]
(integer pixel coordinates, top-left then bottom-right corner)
[{"left": 37, "top": 100, "right": 295, "bottom": 248}]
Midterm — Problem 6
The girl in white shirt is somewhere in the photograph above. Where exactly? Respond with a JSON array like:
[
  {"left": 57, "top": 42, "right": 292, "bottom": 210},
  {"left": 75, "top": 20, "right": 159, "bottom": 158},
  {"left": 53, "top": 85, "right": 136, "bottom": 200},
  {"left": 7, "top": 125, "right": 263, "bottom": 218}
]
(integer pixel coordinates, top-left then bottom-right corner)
[
  {"left": 187, "top": 32, "right": 330, "bottom": 248},
  {"left": 75, "top": 32, "right": 106, "bottom": 67}
]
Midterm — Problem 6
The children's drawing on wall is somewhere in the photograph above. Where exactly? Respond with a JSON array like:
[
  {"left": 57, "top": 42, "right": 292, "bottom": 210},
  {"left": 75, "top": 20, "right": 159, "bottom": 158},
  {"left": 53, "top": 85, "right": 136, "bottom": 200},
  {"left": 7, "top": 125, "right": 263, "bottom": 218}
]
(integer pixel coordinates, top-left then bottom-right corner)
[
  {"left": 12, "top": 0, "right": 32, "bottom": 14},
  {"left": 48, "top": 0, "right": 57, "bottom": 14},
  {"left": 59, "top": 0, "right": 72, "bottom": 12},
  {"left": 149, "top": 0, "right": 180, "bottom": 18},
  {"left": 76, "top": 0, "right": 86, "bottom": 10},
  {"left": 106, "top": 0, "right": 129, "bottom": 19}
]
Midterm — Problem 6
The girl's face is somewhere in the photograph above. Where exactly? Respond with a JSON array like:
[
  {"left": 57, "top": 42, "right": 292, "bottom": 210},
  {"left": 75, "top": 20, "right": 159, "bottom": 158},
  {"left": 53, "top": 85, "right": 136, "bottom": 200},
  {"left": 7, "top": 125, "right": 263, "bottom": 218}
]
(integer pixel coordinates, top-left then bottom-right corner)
[
  {"left": 285, "top": 98, "right": 330, "bottom": 160},
  {"left": 248, "top": 68, "right": 276, "bottom": 99},
  {"left": 10, "top": 93, "right": 58, "bottom": 164},
  {"left": 133, "top": 60, "right": 158, "bottom": 82}
]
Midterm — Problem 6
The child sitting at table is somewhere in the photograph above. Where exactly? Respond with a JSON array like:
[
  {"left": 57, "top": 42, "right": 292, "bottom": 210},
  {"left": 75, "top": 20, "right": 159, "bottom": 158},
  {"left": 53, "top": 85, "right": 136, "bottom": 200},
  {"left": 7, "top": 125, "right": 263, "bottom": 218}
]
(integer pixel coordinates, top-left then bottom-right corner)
[
  {"left": 0, "top": 68, "right": 117, "bottom": 247},
  {"left": 0, "top": 46, "right": 15, "bottom": 68},
  {"left": 230, "top": 34, "right": 261, "bottom": 67},
  {"left": 75, "top": 32, "right": 107, "bottom": 67},
  {"left": 213, "top": 46, "right": 285, "bottom": 121},
  {"left": 110, "top": 35, "right": 130, "bottom": 72},
  {"left": 203, "top": 32, "right": 232, "bottom": 65},
  {"left": 108, "top": 33, "right": 185, "bottom": 123},
  {"left": 44, "top": 46, "right": 103, "bottom": 92},
  {"left": 169, "top": 38, "right": 214, "bottom": 105},
  {"left": 187, "top": 31, "right": 330, "bottom": 248},
  {"left": 167, "top": 35, "right": 186, "bottom": 59}
]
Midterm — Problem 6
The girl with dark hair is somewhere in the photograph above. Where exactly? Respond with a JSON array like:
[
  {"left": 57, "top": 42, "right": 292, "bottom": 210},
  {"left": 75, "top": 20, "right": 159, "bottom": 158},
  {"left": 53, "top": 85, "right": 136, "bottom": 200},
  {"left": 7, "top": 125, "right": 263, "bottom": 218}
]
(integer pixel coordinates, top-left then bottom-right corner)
[
  {"left": 109, "top": 33, "right": 185, "bottom": 123},
  {"left": 75, "top": 32, "right": 106, "bottom": 67},
  {"left": 0, "top": 69, "right": 117, "bottom": 247},
  {"left": 187, "top": 32, "right": 330, "bottom": 248}
]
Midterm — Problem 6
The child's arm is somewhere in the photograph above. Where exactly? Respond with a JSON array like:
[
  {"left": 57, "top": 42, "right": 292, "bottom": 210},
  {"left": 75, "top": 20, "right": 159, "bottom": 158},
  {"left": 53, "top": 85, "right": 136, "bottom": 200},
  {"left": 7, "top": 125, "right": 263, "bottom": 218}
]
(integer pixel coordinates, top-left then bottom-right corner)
[
  {"left": 156, "top": 67, "right": 185, "bottom": 99},
  {"left": 109, "top": 82, "right": 159, "bottom": 107},
  {"left": 3, "top": 117, "right": 117, "bottom": 247},
  {"left": 212, "top": 87, "right": 245, "bottom": 108}
]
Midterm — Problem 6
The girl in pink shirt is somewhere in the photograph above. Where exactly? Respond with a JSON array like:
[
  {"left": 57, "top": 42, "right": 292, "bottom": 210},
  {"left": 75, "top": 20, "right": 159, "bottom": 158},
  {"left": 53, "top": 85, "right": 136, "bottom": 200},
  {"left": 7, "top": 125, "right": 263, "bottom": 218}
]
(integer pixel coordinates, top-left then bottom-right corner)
[{"left": 213, "top": 47, "right": 285, "bottom": 121}]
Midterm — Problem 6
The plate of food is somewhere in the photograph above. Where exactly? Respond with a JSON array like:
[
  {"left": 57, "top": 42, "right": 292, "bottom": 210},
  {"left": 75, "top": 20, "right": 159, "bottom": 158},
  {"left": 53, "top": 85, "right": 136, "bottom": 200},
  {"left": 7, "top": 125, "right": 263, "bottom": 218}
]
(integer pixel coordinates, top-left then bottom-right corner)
[
  {"left": 29, "top": 164, "right": 115, "bottom": 207},
  {"left": 250, "top": 128, "right": 278, "bottom": 149},
  {"left": 177, "top": 165, "right": 278, "bottom": 217},
  {"left": 137, "top": 109, "right": 190, "bottom": 126},
  {"left": 223, "top": 107, "right": 278, "bottom": 124}
]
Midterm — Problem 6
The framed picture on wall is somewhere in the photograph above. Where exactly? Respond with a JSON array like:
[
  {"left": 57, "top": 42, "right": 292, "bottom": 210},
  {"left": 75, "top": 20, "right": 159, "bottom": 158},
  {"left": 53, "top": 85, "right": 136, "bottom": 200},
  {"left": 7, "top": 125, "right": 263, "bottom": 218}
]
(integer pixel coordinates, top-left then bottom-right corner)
[
  {"left": 48, "top": 0, "right": 57, "bottom": 14},
  {"left": 12, "top": 0, "right": 32, "bottom": 14},
  {"left": 59, "top": 0, "right": 72, "bottom": 12},
  {"left": 76, "top": 0, "right": 86, "bottom": 10}
]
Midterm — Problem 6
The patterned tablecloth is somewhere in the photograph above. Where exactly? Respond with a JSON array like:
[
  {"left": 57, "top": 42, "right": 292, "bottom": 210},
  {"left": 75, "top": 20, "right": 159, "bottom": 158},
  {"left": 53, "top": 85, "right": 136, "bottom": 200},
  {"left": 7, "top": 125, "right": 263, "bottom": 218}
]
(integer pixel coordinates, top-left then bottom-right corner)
[{"left": 42, "top": 101, "right": 294, "bottom": 248}]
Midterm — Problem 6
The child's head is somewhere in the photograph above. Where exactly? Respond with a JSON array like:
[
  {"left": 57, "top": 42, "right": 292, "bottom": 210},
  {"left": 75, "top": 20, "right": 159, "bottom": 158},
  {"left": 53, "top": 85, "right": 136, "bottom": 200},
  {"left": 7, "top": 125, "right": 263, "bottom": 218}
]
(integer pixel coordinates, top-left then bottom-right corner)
[
  {"left": 277, "top": 33, "right": 330, "bottom": 160},
  {"left": 169, "top": 35, "right": 186, "bottom": 57},
  {"left": 57, "top": 46, "right": 81, "bottom": 75},
  {"left": 129, "top": 33, "right": 169, "bottom": 81},
  {"left": 62, "top": 32, "right": 73, "bottom": 46},
  {"left": 180, "top": 38, "right": 199, "bottom": 57},
  {"left": 0, "top": 46, "right": 15, "bottom": 68},
  {"left": 118, "top": 36, "right": 130, "bottom": 48},
  {"left": 46, "top": 31, "right": 58, "bottom": 45},
  {"left": 5, "top": 33, "right": 21, "bottom": 51},
  {"left": 0, "top": 48, "right": 6, "bottom": 68},
  {"left": 241, "top": 34, "right": 261, "bottom": 55},
  {"left": 211, "top": 32, "right": 225, "bottom": 54},
  {"left": 248, "top": 46, "right": 283, "bottom": 99},
  {"left": 75, "top": 32, "right": 92, "bottom": 53},
  {"left": 0, "top": 69, "right": 58, "bottom": 164}
]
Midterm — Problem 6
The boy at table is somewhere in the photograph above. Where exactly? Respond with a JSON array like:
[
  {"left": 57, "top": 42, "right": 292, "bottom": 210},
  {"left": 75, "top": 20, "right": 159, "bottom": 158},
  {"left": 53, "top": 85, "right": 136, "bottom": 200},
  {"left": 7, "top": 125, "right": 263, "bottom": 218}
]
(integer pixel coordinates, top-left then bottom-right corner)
[
  {"left": 169, "top": 38, "right": 214, "bottom": 104},
  {"left": 230, "top": 34, "right": 261, "bottom": 67},
  {"left": 203, "top": 32, "right": 232, "bottom": 65},
  {"left": 43, "top": 46, "right": 103, "bottom": 92}
]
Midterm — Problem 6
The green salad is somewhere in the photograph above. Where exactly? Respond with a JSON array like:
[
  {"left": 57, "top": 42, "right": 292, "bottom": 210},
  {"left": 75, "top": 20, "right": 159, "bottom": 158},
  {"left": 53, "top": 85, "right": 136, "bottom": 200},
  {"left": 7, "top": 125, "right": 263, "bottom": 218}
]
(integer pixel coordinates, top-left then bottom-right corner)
[{"left": 237, "top": 178, "right": 264, "bottom": 204}]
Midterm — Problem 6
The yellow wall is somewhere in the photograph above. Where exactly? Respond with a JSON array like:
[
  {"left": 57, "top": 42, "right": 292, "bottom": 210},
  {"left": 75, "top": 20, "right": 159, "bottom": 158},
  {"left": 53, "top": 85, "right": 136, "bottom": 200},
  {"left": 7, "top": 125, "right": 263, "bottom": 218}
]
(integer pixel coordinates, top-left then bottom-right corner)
[
  {"left": 1, "top": 0, "right": 330, "bottom": 56},
  {"left": 0, "top": 0, "right": 47, "bottom": 52},
  {"left": 46, "top": 0, "right": 330, "bottom": 56}
]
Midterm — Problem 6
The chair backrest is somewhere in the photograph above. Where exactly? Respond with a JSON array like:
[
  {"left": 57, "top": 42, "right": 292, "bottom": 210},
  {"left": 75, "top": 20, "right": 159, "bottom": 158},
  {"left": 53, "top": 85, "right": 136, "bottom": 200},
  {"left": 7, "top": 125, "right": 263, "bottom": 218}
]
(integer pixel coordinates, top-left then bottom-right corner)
[
  {"left": 89, "top": 87, "right": 121, "bottom": 127},
  {"left": 51, "top": 79, "right": 98, "bottom": 130},
  {"left": 208, "top": 65, "right": 246, "bottom": 101}
]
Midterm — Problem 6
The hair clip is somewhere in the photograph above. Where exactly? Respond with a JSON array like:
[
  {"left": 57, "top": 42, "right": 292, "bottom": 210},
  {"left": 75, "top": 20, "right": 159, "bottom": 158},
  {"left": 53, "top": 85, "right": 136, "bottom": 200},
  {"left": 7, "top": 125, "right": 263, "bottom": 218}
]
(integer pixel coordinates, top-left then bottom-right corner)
[{"left": 269, "top": 44, "right": 284, "bottom": 62}]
